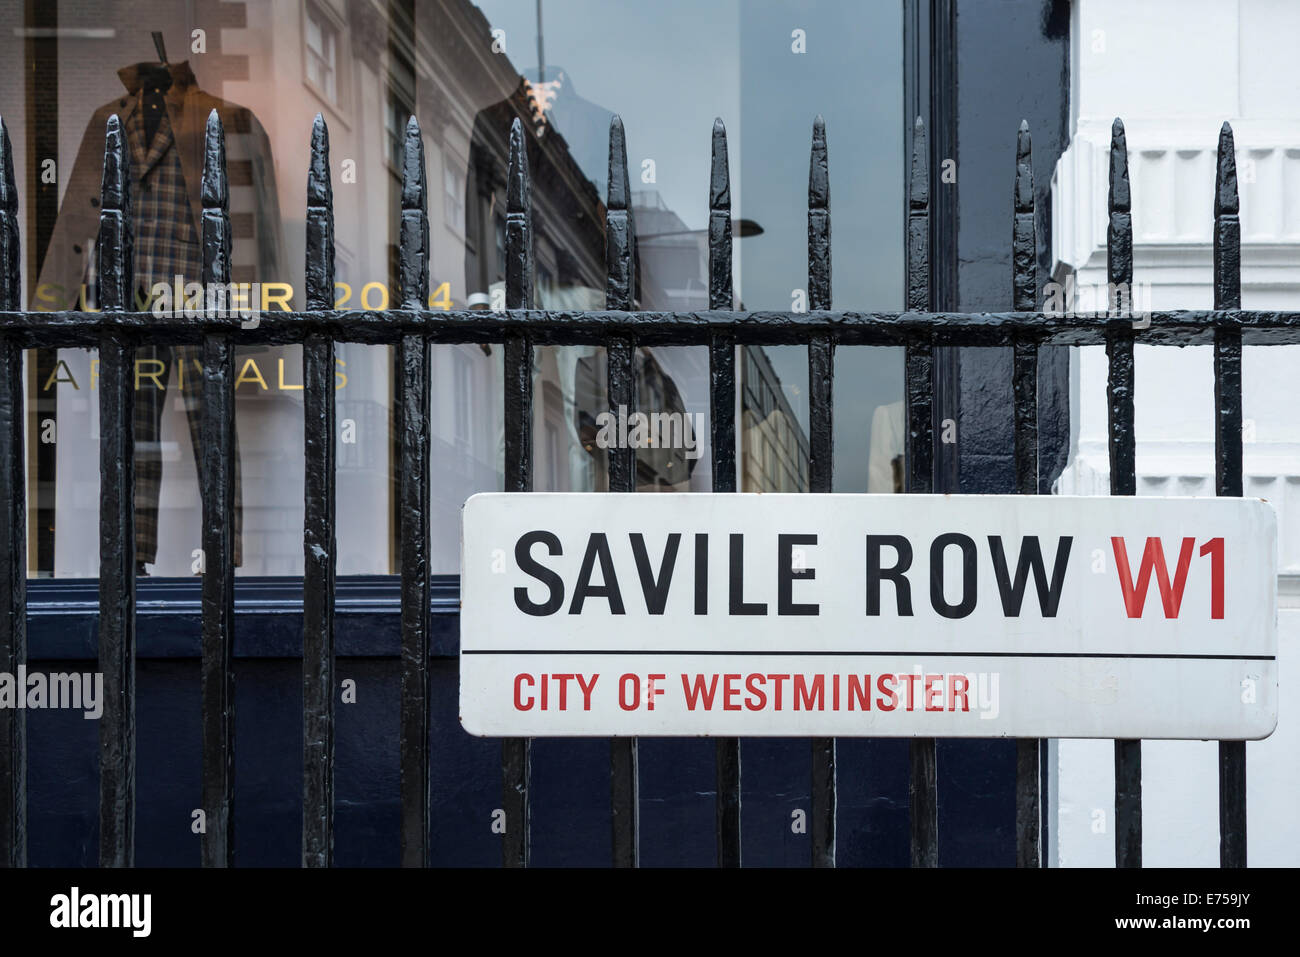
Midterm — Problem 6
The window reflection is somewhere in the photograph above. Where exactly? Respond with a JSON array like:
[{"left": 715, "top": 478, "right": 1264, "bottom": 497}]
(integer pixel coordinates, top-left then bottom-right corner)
[{"left": 4, "top": 0, "right": 903, "bottom": 578}]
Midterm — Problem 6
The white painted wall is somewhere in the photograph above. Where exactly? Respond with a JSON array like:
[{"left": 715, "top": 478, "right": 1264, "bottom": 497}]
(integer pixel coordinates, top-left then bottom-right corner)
[{"left": 1050, "top": 0, "right": 1300, "bottom": 865}]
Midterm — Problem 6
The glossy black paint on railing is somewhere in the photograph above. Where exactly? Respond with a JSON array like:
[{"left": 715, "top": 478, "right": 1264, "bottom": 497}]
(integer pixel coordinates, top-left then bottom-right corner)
[
  {"left": 0, "top": 106, "right": 1268, "bottom": 869},
  {"left": 96, "top": 113, "right": 136, "bottom": 869},
  {"left": 0, "top": 118, "right": 27, "bottom": 869},
  {"left": 302, "top": 114, "right": 337, "bottom": 870},
  {"left": 707, "top": 119, "right": 741, "bottom": 868}
]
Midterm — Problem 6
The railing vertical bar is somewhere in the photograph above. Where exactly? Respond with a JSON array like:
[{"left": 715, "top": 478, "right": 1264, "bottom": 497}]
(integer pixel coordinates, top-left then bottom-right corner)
[
  {"left": 906, "top": 116, "right": 939, "bottom": 869},
  {"left": 397, "top": 117, "right": 432, "bottom": 868},
  {"left": 905, "top": 117, "right": 935, "bottom": 493},
  {"left": 302, "top": 114, "right": 337, "bottom": 868},
  {"left": 1011, "top": 120, "right": 1042, "bottom": 868},
  {"left": 606, "top": 115, "right": 639, "bottom": 868},
  {"left": 0, "top": 116, "right": 27, "bottom": 869},
  {"left": 97, "top": 113, "right": 136, "bottom": 868},
  {"left": 1212, "top": 121, "right": 1247, "bottom": 869},
  {"left": 708, "top": 118, "right": 742, "bottom": 868},
  {"left": 806, "top": 115, "right": 837, "bottom": 869},
  {"left": 1105, "top": 118, "right": 1142, "bottom": 869},
  {"left": 502, "top": 117, "right": 534, "bottom": 869},
  {"left": 199, "top": 109, "right": 237, "bottom": 868}
]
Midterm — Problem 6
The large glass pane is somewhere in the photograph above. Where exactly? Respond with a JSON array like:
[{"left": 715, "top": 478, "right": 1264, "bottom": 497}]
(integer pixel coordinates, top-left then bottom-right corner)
[{"left": 1, "top": 0, "right": 904, "bottom": 578}]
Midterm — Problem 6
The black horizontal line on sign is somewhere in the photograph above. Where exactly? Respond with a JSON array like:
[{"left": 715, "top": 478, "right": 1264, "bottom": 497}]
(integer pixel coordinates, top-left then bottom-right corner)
[{"left": 462, "top": 650, "right": 1275, "bottom": 661}]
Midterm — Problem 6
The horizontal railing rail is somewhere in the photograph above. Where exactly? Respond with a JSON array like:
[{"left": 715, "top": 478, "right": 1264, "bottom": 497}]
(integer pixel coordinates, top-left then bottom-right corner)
[{"left": 3, "top": 309, "right": 1300, "bottom": 346}]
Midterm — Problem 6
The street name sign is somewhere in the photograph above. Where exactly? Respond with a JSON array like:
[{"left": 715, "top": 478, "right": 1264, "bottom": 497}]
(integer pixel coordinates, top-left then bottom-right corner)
[{"left": 459, "top": 493, "right": 1277, "bottom": 739}]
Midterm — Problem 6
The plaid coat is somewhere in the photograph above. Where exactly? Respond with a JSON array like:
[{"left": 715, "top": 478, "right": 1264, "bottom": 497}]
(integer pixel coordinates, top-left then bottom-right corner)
[
  {"left": 35, "top": 60, "right": 284, "bottom": 307},
  {"left": 125, "top": 95, "right": 242, "bottom": 566},
  {"left": 37, "top": 61, "right": 282, "bottom": 567}
]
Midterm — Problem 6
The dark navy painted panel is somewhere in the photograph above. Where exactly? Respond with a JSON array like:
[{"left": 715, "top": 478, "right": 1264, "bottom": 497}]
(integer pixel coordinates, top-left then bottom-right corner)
[
  {"left": 739, "top": 739, "right": 808, "bottom": 867},
  {"left": 838, "top": 739, "right": 911, "bottom": 867},
  {"left": 638, "top": 738, "right": 715, "bottom": 868},
  {"left": 136, "top": 660, "right": 202, "bottom": 867},
  {"left": 25, "top": 658, "right": 98, "bottom": 867},
  {"left": 528, "top": 738, "right": 611, "bottom": 866},
  {"left": 427, "top": 658, "right": 501, "bottom": 867},
  {"left": 23, "top": 572, "right": 1015, "bottom": 867},
  {"left": 231, "top": 659, "right": 303, "bottom": 866},
  {"left": 937, "top": 738, "right": 1017, "bottom": 866},
  {"left": 24, "top": 578, "right": 927, "bottom": 868}
]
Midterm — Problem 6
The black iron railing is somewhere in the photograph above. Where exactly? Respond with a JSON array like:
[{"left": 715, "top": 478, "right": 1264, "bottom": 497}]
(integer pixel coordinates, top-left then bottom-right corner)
[{"left": 0, "top": 105, "right": 1276, "bottom": 868}]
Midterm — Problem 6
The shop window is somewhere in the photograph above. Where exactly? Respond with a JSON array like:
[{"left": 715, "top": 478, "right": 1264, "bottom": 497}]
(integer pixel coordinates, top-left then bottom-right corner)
[{"left": 13, "top": 0, "right": 902, "bottom": 578}]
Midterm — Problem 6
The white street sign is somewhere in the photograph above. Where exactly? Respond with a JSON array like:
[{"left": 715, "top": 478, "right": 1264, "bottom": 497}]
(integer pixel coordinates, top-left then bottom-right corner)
[{"left": 459, "top": 493, "right": 1277, "bottom": 739}]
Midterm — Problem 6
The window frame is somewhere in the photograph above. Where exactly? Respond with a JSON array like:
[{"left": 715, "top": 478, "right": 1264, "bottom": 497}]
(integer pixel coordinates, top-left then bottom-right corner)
[{"left": 300, "top": 0, "right": 353, "bottom": 125}]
